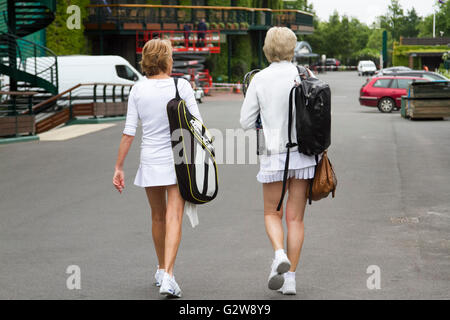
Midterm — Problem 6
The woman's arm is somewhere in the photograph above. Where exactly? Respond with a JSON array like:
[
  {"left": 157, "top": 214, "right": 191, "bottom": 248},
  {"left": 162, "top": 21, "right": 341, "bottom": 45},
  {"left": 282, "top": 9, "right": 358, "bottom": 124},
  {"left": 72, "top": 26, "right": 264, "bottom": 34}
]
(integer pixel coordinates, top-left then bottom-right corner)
[
  {"left": 113, "top": 86, "right": 138, "bottom": 193},
  {"left": 113, "top": 134, "right": 134, "bottom": 193},
  {"left": 240, "top": 77, "right": 259, "bottom": 130}
]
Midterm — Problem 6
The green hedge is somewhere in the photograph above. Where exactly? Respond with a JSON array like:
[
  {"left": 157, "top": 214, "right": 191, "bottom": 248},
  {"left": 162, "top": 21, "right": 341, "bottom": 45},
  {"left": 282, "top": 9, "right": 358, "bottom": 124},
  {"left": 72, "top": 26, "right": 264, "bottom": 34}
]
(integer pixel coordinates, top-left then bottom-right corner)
[
  {"left": 392, "top": 44, "right": 449, "bottom": 67},
  {"left": 46, "top": 0, "right": 91, "bottom": 55}
]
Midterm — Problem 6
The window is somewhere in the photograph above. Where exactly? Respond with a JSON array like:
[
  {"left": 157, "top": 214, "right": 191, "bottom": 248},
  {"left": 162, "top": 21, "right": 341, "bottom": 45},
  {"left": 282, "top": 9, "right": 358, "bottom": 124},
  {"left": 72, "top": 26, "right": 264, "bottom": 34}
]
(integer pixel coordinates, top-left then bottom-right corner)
[
  {"left": 396, "top": 79, "right": 413, "bottom": 89},
  {"left": 422, "top": 73, "right": 446, "bottom": 81},
  {"left": 115, "top": 65, "right": 138, "bottom": 81},
  {"left": 373, "top": 79, "right": 391, "bottom": 88}
]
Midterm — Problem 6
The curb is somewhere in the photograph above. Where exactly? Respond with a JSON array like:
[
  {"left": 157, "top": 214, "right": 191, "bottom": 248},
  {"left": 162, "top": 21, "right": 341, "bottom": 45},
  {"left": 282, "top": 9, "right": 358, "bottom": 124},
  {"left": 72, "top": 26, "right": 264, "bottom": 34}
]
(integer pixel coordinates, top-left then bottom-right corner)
[
  {"left": 66, "top": 116, "right": 126, "bottom": 125},
  {"left": 0, "top": 135, "right": 40, "bottom": 145}
]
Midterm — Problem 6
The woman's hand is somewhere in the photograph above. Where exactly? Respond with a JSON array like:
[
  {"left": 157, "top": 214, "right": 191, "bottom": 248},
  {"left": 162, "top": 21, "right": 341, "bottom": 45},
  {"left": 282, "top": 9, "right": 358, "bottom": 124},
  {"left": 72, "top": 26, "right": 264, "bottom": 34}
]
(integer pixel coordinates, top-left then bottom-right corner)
[{"left": 113, "top": 169, "right": 125, "bottom": 194}]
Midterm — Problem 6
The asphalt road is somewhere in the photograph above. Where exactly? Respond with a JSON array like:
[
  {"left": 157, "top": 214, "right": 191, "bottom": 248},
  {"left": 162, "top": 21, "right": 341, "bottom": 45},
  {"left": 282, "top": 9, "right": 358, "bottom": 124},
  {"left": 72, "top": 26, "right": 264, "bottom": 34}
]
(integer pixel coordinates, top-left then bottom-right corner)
[{"left": 0, "top": 72, "right": 449, "bottom": 300}]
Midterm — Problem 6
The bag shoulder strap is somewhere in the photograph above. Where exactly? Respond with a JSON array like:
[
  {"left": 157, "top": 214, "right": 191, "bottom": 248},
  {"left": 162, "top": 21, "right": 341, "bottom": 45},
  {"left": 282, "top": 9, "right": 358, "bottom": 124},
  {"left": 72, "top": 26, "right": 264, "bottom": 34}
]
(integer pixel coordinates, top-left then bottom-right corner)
[
  {"left": 173, "top": 77, "right": 181, "bottom": 100},
  {"left": 276, "top": 86, "right": 298, "bottom": 211}
]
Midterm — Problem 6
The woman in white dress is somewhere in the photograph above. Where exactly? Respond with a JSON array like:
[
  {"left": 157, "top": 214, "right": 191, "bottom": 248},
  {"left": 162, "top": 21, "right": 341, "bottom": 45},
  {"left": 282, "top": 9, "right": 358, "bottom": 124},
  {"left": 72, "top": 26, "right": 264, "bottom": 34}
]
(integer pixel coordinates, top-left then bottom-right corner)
[
  {"left": 240, "top": 27, "right": 318, "bottom": 295},
  {"left": 113, "top": 39, "right": 202, "bottom": 298}
]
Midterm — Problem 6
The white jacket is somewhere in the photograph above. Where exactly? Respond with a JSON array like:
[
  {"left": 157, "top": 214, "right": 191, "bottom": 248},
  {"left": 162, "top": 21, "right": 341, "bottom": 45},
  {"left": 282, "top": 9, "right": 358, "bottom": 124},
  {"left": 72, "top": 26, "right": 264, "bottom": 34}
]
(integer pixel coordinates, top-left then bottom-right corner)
[{"left": 240, "top": 61, "right": 314, "bottom": 155}]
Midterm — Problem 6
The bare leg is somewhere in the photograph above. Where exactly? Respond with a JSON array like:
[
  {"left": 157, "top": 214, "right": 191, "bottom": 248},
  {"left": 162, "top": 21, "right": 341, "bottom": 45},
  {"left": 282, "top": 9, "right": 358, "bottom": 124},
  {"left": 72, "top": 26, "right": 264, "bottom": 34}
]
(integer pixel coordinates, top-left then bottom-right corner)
[
  {"left": 145, "top": 186, "right": 167, "bottom": 269},
  {"left": 164, "top": 184, "right": 185, "bottom": 276},
  {"left": 285, "top": 178, "right": 309, "bottom": 271},
  {"left": 263, "top": 181, "right": 287, "bottom": 251}
]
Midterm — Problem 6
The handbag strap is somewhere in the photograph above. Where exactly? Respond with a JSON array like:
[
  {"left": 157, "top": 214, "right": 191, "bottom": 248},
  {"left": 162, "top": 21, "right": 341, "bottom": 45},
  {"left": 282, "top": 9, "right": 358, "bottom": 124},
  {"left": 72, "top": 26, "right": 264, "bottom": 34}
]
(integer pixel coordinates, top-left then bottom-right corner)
[
  {"left": 308, "top": 154, "right": 319, "bottom": 205},
  {"left": 276, "top": 86, "right": 298, "bottom": 211}
]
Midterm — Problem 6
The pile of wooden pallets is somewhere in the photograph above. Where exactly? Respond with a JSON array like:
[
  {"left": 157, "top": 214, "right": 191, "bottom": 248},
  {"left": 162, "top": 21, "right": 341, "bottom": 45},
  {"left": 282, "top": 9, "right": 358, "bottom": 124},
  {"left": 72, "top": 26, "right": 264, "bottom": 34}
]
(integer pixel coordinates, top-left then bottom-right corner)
[{"left": 403, "top": 82, "right": 450, "bottom": 120}]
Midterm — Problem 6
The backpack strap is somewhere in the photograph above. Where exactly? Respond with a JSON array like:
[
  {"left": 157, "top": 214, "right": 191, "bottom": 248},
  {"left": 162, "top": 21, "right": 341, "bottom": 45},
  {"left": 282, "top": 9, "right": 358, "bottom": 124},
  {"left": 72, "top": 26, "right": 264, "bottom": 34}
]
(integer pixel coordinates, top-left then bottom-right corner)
[
  {"left": 276, "top": 86, "right": 298, "bottom": 211},
  {"left": 173, "top": 77, "right": 181, "bottom": 100}
]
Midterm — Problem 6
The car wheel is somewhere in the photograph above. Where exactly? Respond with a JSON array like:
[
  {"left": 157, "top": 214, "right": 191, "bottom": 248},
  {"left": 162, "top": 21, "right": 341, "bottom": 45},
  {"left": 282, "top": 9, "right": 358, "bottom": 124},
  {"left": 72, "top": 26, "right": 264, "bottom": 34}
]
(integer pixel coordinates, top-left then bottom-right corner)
[{"left": 378, "top": 97, "right": 395, "bottom": 113}]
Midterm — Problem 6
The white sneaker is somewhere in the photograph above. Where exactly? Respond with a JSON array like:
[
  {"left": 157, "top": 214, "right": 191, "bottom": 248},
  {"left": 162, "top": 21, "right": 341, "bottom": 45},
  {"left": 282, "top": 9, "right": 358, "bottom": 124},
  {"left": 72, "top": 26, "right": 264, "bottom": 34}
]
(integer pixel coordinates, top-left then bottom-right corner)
[
  {"left": 267, "top": 252, "right": 291, "bottom": 290},
  {"left": 154, "top": 268, "right": 164, "bottom": 287},
  {"left": 159, "top": 272, "right": 182, "bottom": 298},
  {"left": 278, "top": 275, "right": 296, "bottom": 295}
]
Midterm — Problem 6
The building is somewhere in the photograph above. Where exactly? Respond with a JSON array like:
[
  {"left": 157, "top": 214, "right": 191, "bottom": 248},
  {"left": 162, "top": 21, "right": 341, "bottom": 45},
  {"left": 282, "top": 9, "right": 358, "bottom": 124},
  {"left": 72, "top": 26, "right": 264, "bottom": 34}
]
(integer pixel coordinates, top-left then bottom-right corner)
[
  {"left": 393, "top": 37, "right": 450, "bottom": 71},
  {"left": 85, "top": 0, "right": 315, "bottom": 80}
]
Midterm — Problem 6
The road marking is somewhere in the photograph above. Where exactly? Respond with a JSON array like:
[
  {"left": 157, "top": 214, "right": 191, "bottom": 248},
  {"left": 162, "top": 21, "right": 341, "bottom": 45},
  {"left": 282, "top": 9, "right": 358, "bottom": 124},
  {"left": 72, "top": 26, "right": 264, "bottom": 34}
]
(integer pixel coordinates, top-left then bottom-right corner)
[
  {"left": 39, "top": 123, "right": 116, "bottom": 141},
  {"left": 427, "top": 211, "right": 450, "bottom": 218}
]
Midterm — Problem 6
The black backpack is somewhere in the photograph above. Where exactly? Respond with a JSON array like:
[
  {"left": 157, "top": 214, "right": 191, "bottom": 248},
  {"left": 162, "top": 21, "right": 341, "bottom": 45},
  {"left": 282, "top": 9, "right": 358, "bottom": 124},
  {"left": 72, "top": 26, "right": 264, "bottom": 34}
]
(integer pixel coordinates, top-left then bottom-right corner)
[
  {"left": 277, "top": 67, "right": 331, "bottom": 210},
  {"left": 166, "top": 78, "right": 218, "bottom": 204}
]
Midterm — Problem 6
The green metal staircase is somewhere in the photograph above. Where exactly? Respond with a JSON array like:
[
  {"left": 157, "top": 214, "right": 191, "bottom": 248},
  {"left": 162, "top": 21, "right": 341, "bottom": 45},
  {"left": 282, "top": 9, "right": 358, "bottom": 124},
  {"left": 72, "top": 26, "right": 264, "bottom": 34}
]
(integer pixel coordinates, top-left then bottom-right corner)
[{"left": 0, "top": 0, "right": 58, "bottom": 96}]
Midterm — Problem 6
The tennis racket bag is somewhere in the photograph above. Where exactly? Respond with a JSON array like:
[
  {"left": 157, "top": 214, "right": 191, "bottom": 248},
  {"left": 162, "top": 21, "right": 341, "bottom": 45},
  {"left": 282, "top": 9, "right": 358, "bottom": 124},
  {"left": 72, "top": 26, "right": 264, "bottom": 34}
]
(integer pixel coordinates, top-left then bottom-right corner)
[{"left": 166, "top": 78, "right": 218, "bottom": 204}]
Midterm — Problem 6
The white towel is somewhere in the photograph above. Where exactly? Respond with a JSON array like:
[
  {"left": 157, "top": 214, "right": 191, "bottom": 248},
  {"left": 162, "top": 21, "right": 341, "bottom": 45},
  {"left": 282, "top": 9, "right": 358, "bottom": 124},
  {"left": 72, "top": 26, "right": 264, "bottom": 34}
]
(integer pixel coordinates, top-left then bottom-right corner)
[{"left": 184, "top": 202, "right": 199, "bottom": 228}]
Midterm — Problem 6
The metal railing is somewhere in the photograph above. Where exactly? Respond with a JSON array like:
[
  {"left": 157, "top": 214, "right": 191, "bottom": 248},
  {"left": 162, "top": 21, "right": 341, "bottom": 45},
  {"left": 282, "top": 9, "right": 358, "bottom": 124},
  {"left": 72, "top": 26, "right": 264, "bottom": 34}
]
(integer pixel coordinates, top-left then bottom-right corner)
[
  {"left": 136, "top": 30, "right": 221, "bottom": 53},
  {"left": 31, "top": 82, "right": 133, "bottom": 115},
  {"left": 86, "top": 4, "right": 314, "bottom": 31},
  {"left": 0, "top": 31, "right": 58, "bottom": 94},
  {"left": 0, "top": 83, "right": 133, "bottom": 137}
]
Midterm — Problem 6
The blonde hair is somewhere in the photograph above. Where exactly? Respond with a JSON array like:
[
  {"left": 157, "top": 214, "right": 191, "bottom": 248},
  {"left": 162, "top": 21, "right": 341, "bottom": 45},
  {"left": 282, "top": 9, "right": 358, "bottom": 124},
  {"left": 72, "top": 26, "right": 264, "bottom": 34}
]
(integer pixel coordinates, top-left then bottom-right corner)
[
  {"left": 140, "top": 38, "right": 173, "bottom": 76},
  {"left": 263, "top": 27, "right": 297, "bottom": 63}
]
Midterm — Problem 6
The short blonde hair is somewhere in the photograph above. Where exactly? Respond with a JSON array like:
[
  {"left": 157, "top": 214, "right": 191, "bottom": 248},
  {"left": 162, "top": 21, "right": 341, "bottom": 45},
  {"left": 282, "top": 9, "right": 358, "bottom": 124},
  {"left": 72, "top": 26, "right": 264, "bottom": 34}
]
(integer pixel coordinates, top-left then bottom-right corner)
[
  {"left": 263, "top": 27, "right": 297, "bottom": 63},
  {"left": 140, "top": 38, "right": 173, "bottom": 76}
]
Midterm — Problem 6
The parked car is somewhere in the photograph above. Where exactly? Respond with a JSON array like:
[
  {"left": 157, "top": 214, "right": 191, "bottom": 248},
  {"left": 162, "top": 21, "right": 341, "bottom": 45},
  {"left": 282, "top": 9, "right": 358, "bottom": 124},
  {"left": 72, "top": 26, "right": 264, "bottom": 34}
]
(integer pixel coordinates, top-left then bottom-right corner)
[
  {"left": 357, "top": 60, "right": 377, "bottom": 76},
  {"left": 359, "top": 76, "right": 428, "bottom": 113},
  {"left": 376, "top": 66, "right": 411, "bottom": 76},
  {"left": 325, "top": 58, "right": 340, "bottom": 67},
  {"left": 384, "top": 70, "right": 448, "bottom": 81}
]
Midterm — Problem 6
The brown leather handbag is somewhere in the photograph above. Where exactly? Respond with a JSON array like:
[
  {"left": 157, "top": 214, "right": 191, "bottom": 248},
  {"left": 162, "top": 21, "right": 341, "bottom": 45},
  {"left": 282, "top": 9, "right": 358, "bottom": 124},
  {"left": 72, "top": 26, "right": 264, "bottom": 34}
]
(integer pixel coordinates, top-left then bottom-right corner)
[{"left": 306, "top": 150, "right": 337, "bottom": 204}]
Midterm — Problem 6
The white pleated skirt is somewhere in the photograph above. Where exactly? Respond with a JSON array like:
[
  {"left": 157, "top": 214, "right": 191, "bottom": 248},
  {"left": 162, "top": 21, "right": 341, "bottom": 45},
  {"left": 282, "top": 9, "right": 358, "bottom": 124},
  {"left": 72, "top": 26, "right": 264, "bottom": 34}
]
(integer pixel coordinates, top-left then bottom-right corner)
[
  {"left": 257, "top": 166, "right": 315, "bottom": 183},
  {"left": 134, "top": 162, "right": 177, "bottom": 187},
  {"left": 256, "top": 151, "right": 318, "bottom": 184}
]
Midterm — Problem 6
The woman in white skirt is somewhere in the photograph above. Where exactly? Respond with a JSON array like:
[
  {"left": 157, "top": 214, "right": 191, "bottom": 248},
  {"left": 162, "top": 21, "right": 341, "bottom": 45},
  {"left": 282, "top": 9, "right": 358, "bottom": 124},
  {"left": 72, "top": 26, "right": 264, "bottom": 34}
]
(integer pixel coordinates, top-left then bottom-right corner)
[
  {"left": 113, "top": 39, "right": 202, "bottom": 298},
  {"left": 240, "top": 27, "right": 318, "bottom": 295}
]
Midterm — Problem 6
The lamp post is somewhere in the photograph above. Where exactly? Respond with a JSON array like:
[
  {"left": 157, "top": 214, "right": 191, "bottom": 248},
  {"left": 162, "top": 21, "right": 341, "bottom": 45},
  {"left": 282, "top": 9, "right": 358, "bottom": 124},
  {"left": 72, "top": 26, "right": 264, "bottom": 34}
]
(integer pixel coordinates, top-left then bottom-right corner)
[{"left": 435, "top": 1, "right": 447, "bottom": 38}]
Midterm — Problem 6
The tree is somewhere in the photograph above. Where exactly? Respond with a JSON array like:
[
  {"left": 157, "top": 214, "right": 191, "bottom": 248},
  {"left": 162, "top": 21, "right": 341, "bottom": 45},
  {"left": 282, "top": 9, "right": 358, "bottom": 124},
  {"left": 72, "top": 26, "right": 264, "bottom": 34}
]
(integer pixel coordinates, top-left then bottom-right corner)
[
  {"left": 378, "top": 0, "right": 404, "bottom": 41},
  {"left": 399, "top": 8, "right": 421, "bottom": 38},
  {"left": 418, "top": 0, "right": 450, "bottom": 37}
]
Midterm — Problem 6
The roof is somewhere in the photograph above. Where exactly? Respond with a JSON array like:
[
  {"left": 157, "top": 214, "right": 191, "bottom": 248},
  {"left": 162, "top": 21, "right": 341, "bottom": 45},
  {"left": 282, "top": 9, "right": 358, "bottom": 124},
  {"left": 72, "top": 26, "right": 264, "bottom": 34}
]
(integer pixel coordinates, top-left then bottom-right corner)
[{"left": 400, "top": 37, "right": 450, "bottom": 46}]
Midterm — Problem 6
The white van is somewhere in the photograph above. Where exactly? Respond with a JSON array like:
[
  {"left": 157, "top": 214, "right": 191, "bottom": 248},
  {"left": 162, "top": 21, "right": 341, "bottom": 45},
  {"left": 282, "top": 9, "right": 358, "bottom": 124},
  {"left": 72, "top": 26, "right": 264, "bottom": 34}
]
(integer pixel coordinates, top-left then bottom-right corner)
[
  {"left": 56, "top": 55, "right": 145, "bottom": 93},
  {"left": 17, "top": 55, "right": 144, "bottom": 93},
  {"left": 357, "top": 60, "right": 377, "bottom": 76}
]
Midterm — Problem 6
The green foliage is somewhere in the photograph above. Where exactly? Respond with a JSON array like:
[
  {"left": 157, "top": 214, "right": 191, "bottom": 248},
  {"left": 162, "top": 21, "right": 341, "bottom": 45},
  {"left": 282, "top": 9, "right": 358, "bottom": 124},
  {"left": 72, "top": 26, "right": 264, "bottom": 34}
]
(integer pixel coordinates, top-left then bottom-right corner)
[
  {"left": 392, "top": 44, "right": 449, "bottom": 67},
  {"left": 208, "top": 0, "right": 231, "bottom": 6},
  {"left": 304, "top": 11, "right": 370, "bottom": 64},
  {"left": 46, "top": 0, "right": 91, "bottom": 55},
  {"left": 418, "top": 1, "right": 450, "bottom": 37},
  {"left": 237, "top": 0, "right": 251, "bottom": 7}
]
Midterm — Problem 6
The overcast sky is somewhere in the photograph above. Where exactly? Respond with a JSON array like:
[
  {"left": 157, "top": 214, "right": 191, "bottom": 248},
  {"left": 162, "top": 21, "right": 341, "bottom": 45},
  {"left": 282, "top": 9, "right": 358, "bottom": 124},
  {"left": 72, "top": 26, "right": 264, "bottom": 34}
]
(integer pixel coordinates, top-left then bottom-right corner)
[{"left": 308, "top": 0, "right": 439, "bottom": 25}]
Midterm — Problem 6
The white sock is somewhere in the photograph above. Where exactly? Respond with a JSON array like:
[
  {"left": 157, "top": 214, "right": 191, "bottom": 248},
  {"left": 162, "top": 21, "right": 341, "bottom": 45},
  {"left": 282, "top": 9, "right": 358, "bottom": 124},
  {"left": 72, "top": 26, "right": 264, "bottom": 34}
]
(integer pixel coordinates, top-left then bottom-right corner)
[
  {"left": 165, "top": 272, "right": 175, "bottom": 280},
  {"left": 275, "top": 249, "right": 285, "bottom": 260},
  {"left": 285, "top": 271, "right": 296, "bottom": 279}
]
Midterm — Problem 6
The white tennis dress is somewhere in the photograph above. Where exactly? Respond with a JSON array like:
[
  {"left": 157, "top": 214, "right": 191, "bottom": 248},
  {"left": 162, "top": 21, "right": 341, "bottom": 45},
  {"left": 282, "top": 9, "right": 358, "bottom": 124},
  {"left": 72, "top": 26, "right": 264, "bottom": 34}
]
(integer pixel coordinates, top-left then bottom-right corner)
[{"left": 123, "top": 77, "right": 202, "bottom": 187}]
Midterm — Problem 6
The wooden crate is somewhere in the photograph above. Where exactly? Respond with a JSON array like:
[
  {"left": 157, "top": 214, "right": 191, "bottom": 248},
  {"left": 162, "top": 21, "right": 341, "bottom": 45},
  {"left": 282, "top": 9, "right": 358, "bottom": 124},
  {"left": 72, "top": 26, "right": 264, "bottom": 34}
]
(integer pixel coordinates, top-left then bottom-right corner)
[
  {"left": 407, "top": 82, "right": 450, "bottom": 119},
  {"left": 409, "top": 98, "right": 450, "bottom": 119},
  {"left": 410, "top": 82, "right": 450, "bottom": 99},
  {"left": 0, "top": 115, "right": 35, "bottom": 136}
]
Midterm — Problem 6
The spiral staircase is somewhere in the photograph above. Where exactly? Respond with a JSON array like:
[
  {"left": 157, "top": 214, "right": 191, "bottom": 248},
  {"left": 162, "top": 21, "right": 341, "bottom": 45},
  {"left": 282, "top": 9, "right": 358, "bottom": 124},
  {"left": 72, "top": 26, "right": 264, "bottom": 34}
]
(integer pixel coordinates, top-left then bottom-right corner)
[{"left": 0, "top": 0, "right": 58, "bottom": 130}]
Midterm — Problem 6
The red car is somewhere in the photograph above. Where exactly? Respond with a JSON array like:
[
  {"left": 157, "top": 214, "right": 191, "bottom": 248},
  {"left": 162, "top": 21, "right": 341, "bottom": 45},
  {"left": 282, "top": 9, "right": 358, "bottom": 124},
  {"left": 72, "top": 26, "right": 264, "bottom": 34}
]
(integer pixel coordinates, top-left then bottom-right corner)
[{"left": 359, "top": 76, "right": 428, "bottom": 113}]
